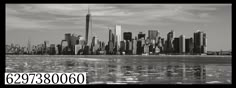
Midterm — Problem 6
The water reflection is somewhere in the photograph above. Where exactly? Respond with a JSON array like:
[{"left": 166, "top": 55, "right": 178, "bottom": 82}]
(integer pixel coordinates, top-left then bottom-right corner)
[
  {"left": 5, "top": 56, "right": 231, "bottom": 84},
  {"left": 81, "top": 58, "right": 209, "bottom": 84}
]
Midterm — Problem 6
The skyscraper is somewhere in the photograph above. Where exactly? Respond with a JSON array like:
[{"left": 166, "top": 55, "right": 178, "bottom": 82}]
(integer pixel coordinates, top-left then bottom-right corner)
[
  {"left": 85, "top": 6, "right": 92, "bottom": 46},
  {"left": 27, "top": 37, "right": 31, "bottom": 54},
  {"left": 123, "top": 32, "right": 132, "bottom": 41},
  {"left": 65, "top": 33, "right": 71, "bottom": 47},
  {"left": 114, "top": 25, "right": 121, "bottom": 52},
  {"left": 185, "top": 38, "right": 194, "bottom": 54},
  {"left": 179, "top": 35, "right": 185, "bottom": 53},
  {"left": 109, "top": 29, "right": 113, "bottom": 41},
  {"left": 166, "top": 30, "right": 174, "bottom": 53},
  {"left": 138, "top": 32, "right": 145, "bottom": 40},
  {"left": 202, "top": 33, "right": 207, "bottom": 53},
  {"left": 148, "top": 30, "right": 159, "bottom": 40},
  {"left": 194, "top": 30, "right": 206, "bottom": 54},
  {"left": 173, "top": 37, "right": 179, "bottom": 53},
  {"left": 108, "top": 28, "right": 114, "bottom": 54},
  {"left": 132, "top": 39, "right": 137, "bottom": 55}
]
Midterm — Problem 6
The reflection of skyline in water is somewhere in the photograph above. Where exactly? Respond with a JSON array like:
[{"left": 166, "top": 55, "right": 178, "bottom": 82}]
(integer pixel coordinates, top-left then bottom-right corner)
[
  {"left": 86, "top": 58, "right": 207, "bottom": 84},
  {"left": 5, "top": 56, "right": 231, "bottom": 84}
]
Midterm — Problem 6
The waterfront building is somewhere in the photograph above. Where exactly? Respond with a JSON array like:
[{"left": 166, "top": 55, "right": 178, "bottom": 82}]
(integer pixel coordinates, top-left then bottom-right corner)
[
  {"left": 55, "top": 45, "right": 59, "bottom": 55},
  {"left": 166, "top": 30, "right": 174, "bottom": 53},
  {"left": 70, "top": 34, "right": 80, "bottom": 54},
  {"left": 185, "top": 38, "right": 194, "bottom": 54},
  {"left": 157, "top": 37, "right": 163, "bottom": 52},
  {"left": 44, "top": 40, "right": 50, "bottom": 54},
  {"left": 114, "top": 25, "right": 122, "bottom": 52},
  {"left": 108, "top": 41, "right": 114, "bottom": 54},
  {"left": 149, "top": 44, "right": 155, "bottom": 54},
  {"left": 203, "top": 33, "right": 207, "bottom": 53},
  {"left": 138, "top": 32, "right": 145, "bottom": 40},
  {"left": 143, "top": 44, "right": 149, "bottom": 54},
  {"left": 128, "top": 40, "right": 133, "bottom": 54},
  {"left": 75, "top": 44, "right": 83, "bottom": 55},
  {"left": 125, "top": 40, "right": 132, "bottom": 54},
  {"left": 173, "top": 38, "right": 180, "bottom": 53},
  {"left": 132, "top": 39, "right": 137, "bottom": 55},
  {"left": 155, "top": 46, "right": 160, "bottom": 54},
  {"left": 71, "top": 34, "right": 80, "bottom": 46},
  {"left": 92, "top": 36, "right": 98, "bottom": 47},
  {"left": 194, "top": 30, "right": 207, "bottom": 54},
  {"left": 49, "top": 44, "right": 56, "bottom": 55},
  {"left": 109, "top": 29, "right": 113, "bottom": 41},
  {"left": 161, "top": 38, "right": 165, "bottom": 53},
  {"left": 137, "top": 40, "right": 143, "bottom": 54},
  {"left": 148, "top": 30, "right": 160, "bottom": 41},
  {"left": 65, "top": 33, "right": 71, "bottom": 47},
  {"left": 123, "top": 32, "right": 132, "bottom": 41},
  {"left": 61, "top": 40, "right": 68, "bottom": 55},
  {"left": 79, "top": 37, "right": 86, "bottom": 46},
  {"left": 85, "top": 7, "right": 92, "bottom": 46},
  {"left": 100, "top": 42, "right": 106, "bottom": 51},
  {"left": 120, "top": 41, "right": 126, "bottom": 54},
  {"left": 27, "top": 38, "right": 32, "bottom": 54},
  {"left": 179, "top": 35, "right": 185, "bottom": 53}
]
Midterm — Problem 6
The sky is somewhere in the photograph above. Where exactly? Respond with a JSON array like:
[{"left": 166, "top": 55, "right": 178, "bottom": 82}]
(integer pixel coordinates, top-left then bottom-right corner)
[{"left": 6, "top": 4, "right": 231, "bottom": 51}]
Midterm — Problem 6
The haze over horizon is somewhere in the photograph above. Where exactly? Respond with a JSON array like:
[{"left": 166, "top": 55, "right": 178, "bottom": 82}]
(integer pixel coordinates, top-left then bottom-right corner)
[{"left": 6, "top": 4, "right": 231, "bottom": 51}]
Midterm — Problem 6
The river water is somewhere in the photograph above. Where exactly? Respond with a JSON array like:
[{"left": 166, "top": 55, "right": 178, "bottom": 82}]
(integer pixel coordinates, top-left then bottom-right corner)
[{"left": 5, "top": 55, "right": 231, "bottom": 84}]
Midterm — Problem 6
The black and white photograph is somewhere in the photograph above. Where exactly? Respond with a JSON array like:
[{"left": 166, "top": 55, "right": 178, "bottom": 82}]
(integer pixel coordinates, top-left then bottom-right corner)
[{"left": 5, "top": 4, "right": 231, "bottom": 85}]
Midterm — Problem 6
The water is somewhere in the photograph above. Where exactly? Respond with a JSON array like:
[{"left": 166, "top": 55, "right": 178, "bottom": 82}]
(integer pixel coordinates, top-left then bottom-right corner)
[{"left": 5, "top": 55, "right": 231, "bottom": 84}]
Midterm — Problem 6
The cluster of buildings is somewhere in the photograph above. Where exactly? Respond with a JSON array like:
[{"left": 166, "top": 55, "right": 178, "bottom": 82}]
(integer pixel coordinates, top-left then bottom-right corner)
[
  {"left": 6, "top": 7, "right": 210, "bottom": 55},
  {"left": 104, "top": 27, "right": 207, "bottom": 55}
]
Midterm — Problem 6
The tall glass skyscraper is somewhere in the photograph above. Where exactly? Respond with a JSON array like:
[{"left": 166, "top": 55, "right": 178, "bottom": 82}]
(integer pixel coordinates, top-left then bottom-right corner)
[
  {"left": 85, "top": 7, "right": 92, "bottom": 46},
  {"left": 179, "top": 35, "right": 185, "bottom": 53},
  {"left": 166, "top": 30, "right": 174, "bottom": 53},
  {"left": 194, "top": 30, "right": 207, "bottom": 54},
  {"left": 114, "top": 25, "right": 121, "bottom": 52}
]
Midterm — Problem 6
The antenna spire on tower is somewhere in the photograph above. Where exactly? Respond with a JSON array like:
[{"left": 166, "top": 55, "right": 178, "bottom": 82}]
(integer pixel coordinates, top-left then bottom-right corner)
[{"left": 88, "top": 4, "right": 90, "bottom": 14}]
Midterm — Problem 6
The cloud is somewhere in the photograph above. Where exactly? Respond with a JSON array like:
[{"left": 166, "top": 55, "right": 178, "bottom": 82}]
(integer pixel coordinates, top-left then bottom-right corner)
[{"left": 6, "top": 4, "right": 228, "bottom": 31}]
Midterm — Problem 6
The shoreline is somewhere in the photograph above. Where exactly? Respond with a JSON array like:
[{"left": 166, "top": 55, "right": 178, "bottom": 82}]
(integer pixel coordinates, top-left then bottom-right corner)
[{"left": 5, "top": 54, "right": 232, "bottom": 57}]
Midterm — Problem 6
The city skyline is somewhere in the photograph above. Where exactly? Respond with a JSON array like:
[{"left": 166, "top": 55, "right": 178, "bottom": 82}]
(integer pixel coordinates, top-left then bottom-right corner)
[{"left": 6, "top": 4, "right": 231, "bottom": 51}]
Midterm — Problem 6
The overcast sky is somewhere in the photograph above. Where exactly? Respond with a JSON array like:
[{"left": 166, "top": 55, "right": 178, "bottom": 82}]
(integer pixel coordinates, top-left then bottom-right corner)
[{"left": 6, "top": 4, "right": 231, "bottom": 51}]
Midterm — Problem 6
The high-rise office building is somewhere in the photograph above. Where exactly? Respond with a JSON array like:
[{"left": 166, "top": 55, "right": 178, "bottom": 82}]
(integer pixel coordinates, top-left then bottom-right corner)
[
  {"left": 108, "top": 41, "right": 114, "bottom": 54},
  {"left": 109, "top": 29, "right": 113, "bottom": 41},
  {"left": 75, "top": 44, "right": 82, "bottom": 55},
  {"left": 185, "top": 38, "right": 194, "bottom": 54},
  {"left": 132, "top": 39, "right": 137, "bottom": 55},
  {"left": 124, "top": 40, "right": 132, "bottom": 54},
  {"left": 92, "top": 36, "right": 98, "bottom": 47},
  {"left": 49, "top": 44, "right": 56, "bottom": 55},
  {"left": 61, "top": 40, "right": 68, "bottom": 54},
  {"left": 138, "top": 32, "right": 145, "bottom": 40},
  {"left": 123, "top": 32, "right": 132, "bottom": 41},
  {"left": 144, "top": 44, "right": 149, "bottom": 54},
  {"left": 70, "top": 34, "right": 80, "bottom": 46},
  {"left": 194, "top": 30, "right": 206, "bottom": 54},
  {"left": 44, "top": 41, "right": 50, "bottom": 54},
  {"left": 166, "top": 30, "right": 174, "bottom": 53},
  {"left": 137, "top": 40, "right": 143, "bottom": 54},
  {"left": 114, "top": 25, "right": 122, "bottom": 52},
  {"left": 173, "top": 37, "right": 179, "bottom": 53},
  {"left": 65, "top": 33, "right": 71, "bottom": 47},
  {"left": 148, "top": 30, "right": 159, "bottom": 40},
  {"left": 203, "top": 33, "right": 207, "bottom": 53},
  {"left": 85, "top": 7, "right": 92, "bottom": 45},
  {"left": 179, "top": 35, "right": 185, "bottom": 53},
  {"left": 27, "top": 37, "right": 32, "bottom": 54},
  {"left": 161, "top": 38, "right": 165, "bottom": 53},
  {"left": 120, "top": 41, "right": 125, "bottom": 53}
]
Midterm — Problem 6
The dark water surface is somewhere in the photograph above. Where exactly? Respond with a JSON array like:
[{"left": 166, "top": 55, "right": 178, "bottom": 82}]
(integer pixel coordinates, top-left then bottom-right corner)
[{"left": 5, "top": 55, "right": 231, "bottom": 84}]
